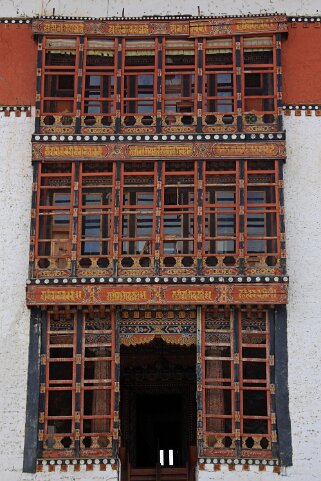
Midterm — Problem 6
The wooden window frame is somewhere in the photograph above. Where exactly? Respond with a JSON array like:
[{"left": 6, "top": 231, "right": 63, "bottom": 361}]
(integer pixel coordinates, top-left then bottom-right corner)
[
  {"left": 202, "top": 160, "right": 239, "bottom": 268},
  {"left": 77, "top": 162, "right": 116, "bottom": 267},
  {"left": 244, "top": 160, "right": 280, "bottom": 262},
  {"left": 162, "top": 38, "right": 198, "bottom": 126},
  {"left": 203, "top": 37, "right": 237, "bottom": 117},
  {"left": 35, "top": 163, "right": 74, "bottom": 268},
  {"left": 33, "top": 159, "right": 281, "bottom": 276},
  {"left": 41, "top": 36, "right": 80, "bottom": 118},
  {"left": 38, "top": 33, "right": 281, "bottom": 132},
  {"left": 82, "top": 37, "right": 118, "bottom": 128},
  {"left": 202, "top": 306, "right": 275, "bottom": 458},
  {"left": 41, "top": 308, "right": 116, "bottom": 458},
  {"left": 43, "top": 310, "right": 77, "bottom": 455},
  {"left": 161, "top": 161, "right": 197, "bottom": 267},
  {"left": 241, "top": 34, "right": 277, "bottom": 116},
  {"left": 80, "top": 309, "right": 115, "bottom": 454},
  {"left": 121, "top": 38, "right": 158, "bottom": 127},
  {"left": 119, "top": 162, "right": 157, "bottom": 272}
]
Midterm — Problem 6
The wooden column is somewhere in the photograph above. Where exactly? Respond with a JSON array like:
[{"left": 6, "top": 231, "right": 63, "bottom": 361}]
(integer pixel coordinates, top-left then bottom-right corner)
[
  {"left": 197, "top": 39, "right": 203, "bottom": 133},
  {"left": 113, "top": 307, "right": 121, "bottom": 457},
  {"left": 35, "top": 35, "right": 43, "bottom": 133},
  {"left": 29, "top": 161, "right": 39, "bottom": 278},
  {"left": 235, "top": 36, "right": 242, "bottom": 131},
  {"left": 38, "top": 309, "right": 47, "bottom": 462},
  {"left": 276, "top": 33, "right": 283, "bottom": 131},
  {"left": 115, "top": 41, "right": 122, "bottom": 134},
  {"left": 196, "top": 306, "right": 203, "bottom": 456},
  {"left": 233, "top": 307, "right": 241, "bottom": 457},
  {"left": 113, "top": 161, "right": 121, "bottom": 276},
  {"left": 278, "top": 159, "right": 286, "bottom": 275},
  {"left": 156, "top": 37, "right": 163, "bottom": 134},
  {"left": 196, "top": 160, "right": 203, "bottom": 276},
  {"left": 154, "top": 160, "right": 162, "bottom": 276},
  {"left": 238, "top": 160, "right": 245, "bottom": 275},
  {"left": 71, "top": 161, "right": 79, "bottom": 277},
  {"left": 75, "top": 37, "right": 84, "bottom": 134}
]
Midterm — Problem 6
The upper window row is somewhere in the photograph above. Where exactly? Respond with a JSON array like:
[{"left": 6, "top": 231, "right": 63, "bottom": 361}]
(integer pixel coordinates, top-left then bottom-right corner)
[{"left": 40, "top": 36, "right": 279, "bottom": 133}]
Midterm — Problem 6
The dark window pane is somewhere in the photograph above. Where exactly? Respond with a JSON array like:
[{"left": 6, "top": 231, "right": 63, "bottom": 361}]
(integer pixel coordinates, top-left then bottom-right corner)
[{"left": 48, "top": 390, "right": 72, "bottom": 416}]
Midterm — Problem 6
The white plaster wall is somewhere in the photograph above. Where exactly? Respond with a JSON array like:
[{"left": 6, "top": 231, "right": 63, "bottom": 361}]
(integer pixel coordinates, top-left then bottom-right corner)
[
  {"left": 283, "top": 116, "right": 321, "bottom": 480},
  {"left": 0, "top": 111, "right": 33, "bottom": 479},
  {"left": 0, "top": 0, "right": 320, "bottom": 18},
  {"left": 21, "top": 468, "right": 118, "bottom": 481}
]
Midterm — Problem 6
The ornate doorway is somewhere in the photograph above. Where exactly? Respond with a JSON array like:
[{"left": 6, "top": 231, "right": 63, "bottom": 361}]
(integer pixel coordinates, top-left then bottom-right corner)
[{"left": 120, "top": 339, "right": 197, "bottom": 481}]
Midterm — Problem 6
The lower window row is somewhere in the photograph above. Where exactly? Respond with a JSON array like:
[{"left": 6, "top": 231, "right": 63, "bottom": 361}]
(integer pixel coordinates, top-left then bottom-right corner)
[{"left": 38, "top": 306, "right": 277, "bottom": 460}]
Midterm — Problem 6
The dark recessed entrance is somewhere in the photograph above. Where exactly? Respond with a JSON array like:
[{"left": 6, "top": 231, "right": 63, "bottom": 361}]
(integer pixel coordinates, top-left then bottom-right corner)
[
  {"left": 136, "top": 393, "right": 182, "bottom": 467},
  {"left": 120, "top": 339, "right": 197, "bottom": 481}
]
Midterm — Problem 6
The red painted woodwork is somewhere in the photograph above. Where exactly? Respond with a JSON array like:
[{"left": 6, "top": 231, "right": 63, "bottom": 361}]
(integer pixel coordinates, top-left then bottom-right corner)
[
  {"left": 283, "top": 24, "right": 321, "bottom": 104},
  {"left": 202, "top": 307, "right": 274, "bottom": 458},
  {"left": 38, "top": 32, "right": 280, "bottom": 134},
  {"left": 2, "top": 21, "right": 320, "bottom": 107},
  {"left": 42, "top": 308, "right": 116, "bottom": 458},
  {"left": 128, "top": 466, "right": 189, "bottom": 481},
  {"left": 0, "top": 24, "right": 36, "bottom": 105},
  {"left": 31, "top": 159, "right": 284, "bottom": 280},
  {"left": 26, "top": 283, "right": 289, "bottom": 306}
]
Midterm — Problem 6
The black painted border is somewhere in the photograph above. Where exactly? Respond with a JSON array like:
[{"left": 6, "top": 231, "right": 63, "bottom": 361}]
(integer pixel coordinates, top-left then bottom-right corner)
[
  {"left": 23, "top": 307, "right": 41, "bottom": 473},
  {"left": 275, "top": 305, "right": 292, "bottom": 466}
]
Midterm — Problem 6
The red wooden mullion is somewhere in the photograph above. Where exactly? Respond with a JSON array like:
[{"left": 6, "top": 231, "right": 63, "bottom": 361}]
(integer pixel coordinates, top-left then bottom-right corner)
[
  {"left": 241, "top": 33, "right": 277, "bottom": 115},
  {"left": 202, "top": 37, "right": 236, "bottom": 115},
  {"left": 41, "top": 35, "right": 79, "bottom": 116},
  {"left": 239, "top": 309, "right": 272, "bottom": 449},
  {"left": 81, "top": 37, "right": 118, "bottom": 118},
  {"left": 77, "top": 162, "right": 115, "bottom": 261}
]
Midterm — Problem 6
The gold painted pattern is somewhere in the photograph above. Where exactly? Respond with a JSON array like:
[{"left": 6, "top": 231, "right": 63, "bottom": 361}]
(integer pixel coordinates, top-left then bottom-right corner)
[
  {"left": 40, "top": 289, "right": 84, "bottom": 302},
  {"left": 43, "top": 22, "right": 84, "bottom": 33},
  {"left": 169, "top": 289, "right": 213, "bottom": 302},
  {"left": 128, "top": 144, "right": 193, "bottom": 157},
  {"left": 44, "top": 145, "right": 105, "bottom": 158},
  {"left": 104, "top": 290, "right": 149, "bottom": 302}
]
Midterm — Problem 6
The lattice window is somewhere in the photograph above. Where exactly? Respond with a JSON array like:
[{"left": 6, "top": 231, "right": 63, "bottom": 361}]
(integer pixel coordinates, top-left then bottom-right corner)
[
  {"left": 244, "top": 160, "right": 280, "bottom": 268},
  {"left": 121, "top": 39, "right": 157, "bottom": 127},
  {"left": 82, "top": 38, "right": 118, "bottom": 128},
  {"left": 38, "top": 33, "right": 280, "bottom": 133},
  {"left": 203, "top": 160, "right": 239, "bottom": 269},
  {"left": 203, "top": 38, "right": 236, "bottom": 127},
  {"left": 78, "top": 162, "right": 115, "bottom": 270},
  {"left": 119, "top": 162, "right": 156, "bottom": 272},
  {"left": 33, "top": 159, "right": 281, "bottom": 277},
  {"left": 35, "top": 162, "right": 74, "bottom": 272},
  {"left": 242, "top": 35, "right": 277, "bottom": 125},
  {"left": 163, "top": 39, "right": 197, "bottom": 127},
  {"left": 161, "top": 161, "right": 197, "bottom": 270},
  {"left": 41, "top": 37, "right": 79, "bottom": 126},
  {"left": 41, "top": 308, "right": 115, "bottom": 458},
  {"left": 202, "top": 306, "right": 275, "bottom": 458}
]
